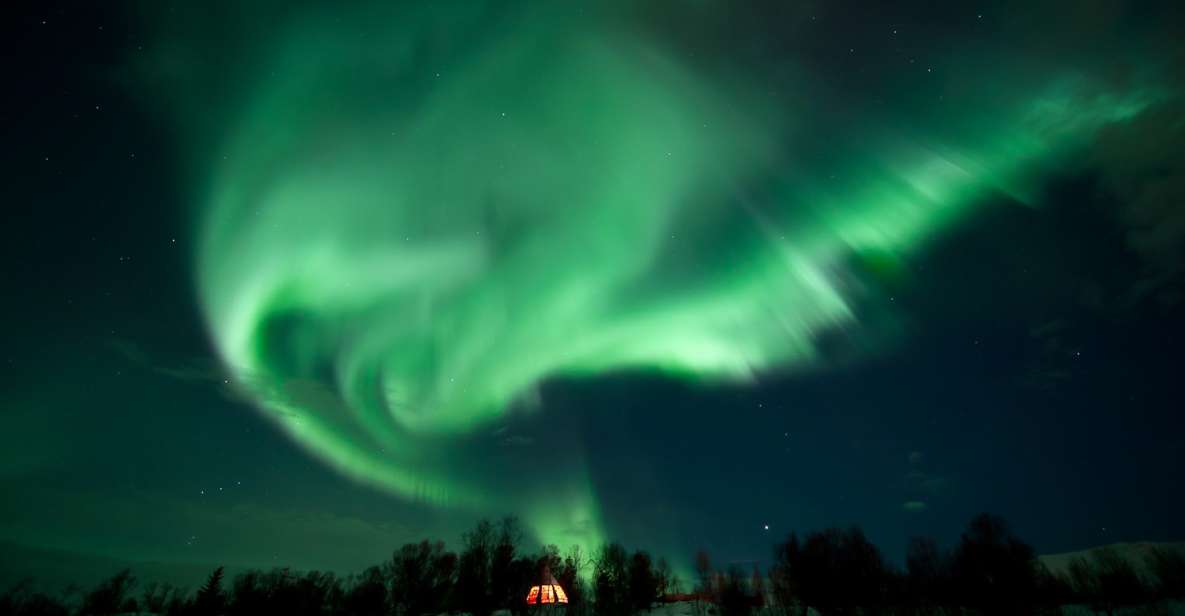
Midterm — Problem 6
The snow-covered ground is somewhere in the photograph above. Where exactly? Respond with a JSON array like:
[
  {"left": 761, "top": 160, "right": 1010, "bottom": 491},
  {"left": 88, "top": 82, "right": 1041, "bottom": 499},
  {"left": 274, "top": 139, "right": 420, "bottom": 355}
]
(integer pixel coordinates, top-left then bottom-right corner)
[
  {"left": 643, "top": 599, "right": 1185, "bottom": 616},
  {"left": 1040, "top": 541, "right": 1185, "bottom": 577},
  {"left": 1057, "top": 603, "right": 1185, "bottom": 615}
]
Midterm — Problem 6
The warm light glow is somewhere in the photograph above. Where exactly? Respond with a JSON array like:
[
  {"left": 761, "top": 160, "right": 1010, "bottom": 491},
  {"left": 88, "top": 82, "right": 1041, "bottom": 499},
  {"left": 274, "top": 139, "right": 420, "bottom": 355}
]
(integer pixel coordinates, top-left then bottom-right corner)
[{"left": 526, "top": 584, "right": 569, "bottom": 605}]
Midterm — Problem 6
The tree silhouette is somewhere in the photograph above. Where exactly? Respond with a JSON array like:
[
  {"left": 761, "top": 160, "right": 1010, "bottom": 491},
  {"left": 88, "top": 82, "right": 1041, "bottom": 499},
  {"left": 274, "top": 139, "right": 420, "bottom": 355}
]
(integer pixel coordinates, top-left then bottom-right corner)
[
  {"left": 450, "top": 517, "right": 533, "bottom": 616},
  {"left": 5, "top": 510, "right": 1174, "bottom": 616},
  {"left": 1065, "top": 547, "right": 1148, "bottom": 616},
  {"left": 594, "top": 543, "right": 629, "bottom": 616},
  {"left": 1146, "top": 546, "right": 1185, "bottom": 600},
  {"left": 654, "top": 558, "right": 673, "bottom": 598},
  {"left": 80, "top": 569, "right": 135, "bottom": 616},
  {"left": 626, "top": 550, "right": 658, "bottom": 613},
  {"left": 490, "top": 517, "right": 524, "bottom": 613},
  {"left": 223, "top": 567, "right": 345, "bottom": 616},
  {"left": 791, "top": 527, "right": 889, "bottom": 616},
  {"left": 905, "top": 536, "right": 949, "bottom": 610},
  {"left": 140, "top": 581, "right": 183, "bottom": 615},
  {"left": 457, "top": 520, "right": 494, "bottom": 616},
  {"left": 0, "top": 581, "right": 69, "bottom": 616},
  {"left": 748, "top": 564, "right": 764, "bottom": 608},
  {"left": 340, "top": 566, "right": 386, "bottom": 616},
  {"left": 557, "top": 545, "right": 589, "bottom": 616},
  {"left": 227, "top": 570, "right": 268, "bottom": 616},
  {"left": 949, "top": 514, "right": 1040, "bottom": 615},
  {"left": 1032, "top": 560, "right": 1068, "bottom": 614},
  {"left": 390, "top": 540, "right": 456, "bottom": 616},
  {"left": 693, "top": 548, "right": 714, "bottom": 613},
  {"left": 193, "top": 566, "right": 226, "bottom": 616},
  {"left": 770, "top": 533, "right": 803, "bottom": 616},
  {"left": 286, "top": 570, "right": 342, "bottom": 616},
  {"left": 539, "top": 544, "right": 563, "bottom": 578},
  {"left": 716, "top": 566, "right": 755, "bottom": 616}
]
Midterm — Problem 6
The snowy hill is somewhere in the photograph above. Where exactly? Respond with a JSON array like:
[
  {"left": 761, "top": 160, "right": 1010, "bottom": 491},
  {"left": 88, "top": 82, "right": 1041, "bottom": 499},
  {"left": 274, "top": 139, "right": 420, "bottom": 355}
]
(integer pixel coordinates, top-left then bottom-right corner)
[{"left": 1040, "top": 541, "right": 1185, "bottom": 576}]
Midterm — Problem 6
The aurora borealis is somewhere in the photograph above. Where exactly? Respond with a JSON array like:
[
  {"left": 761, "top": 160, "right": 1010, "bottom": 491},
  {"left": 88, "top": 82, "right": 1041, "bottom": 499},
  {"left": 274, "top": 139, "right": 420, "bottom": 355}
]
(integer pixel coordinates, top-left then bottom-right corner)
[
  {"left": 4, "top": 0, "right": 1185, "bottom": 584},
  {"left": 190, "top": 0, "right": 1164, "bottom": 553}
]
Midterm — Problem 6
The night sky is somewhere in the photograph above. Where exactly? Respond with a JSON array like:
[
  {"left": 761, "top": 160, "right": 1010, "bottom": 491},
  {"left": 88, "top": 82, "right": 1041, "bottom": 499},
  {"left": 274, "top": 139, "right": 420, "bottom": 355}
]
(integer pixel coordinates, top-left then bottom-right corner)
[{"left": 3, "top": 0, "right": 1185, "bottom": 583}]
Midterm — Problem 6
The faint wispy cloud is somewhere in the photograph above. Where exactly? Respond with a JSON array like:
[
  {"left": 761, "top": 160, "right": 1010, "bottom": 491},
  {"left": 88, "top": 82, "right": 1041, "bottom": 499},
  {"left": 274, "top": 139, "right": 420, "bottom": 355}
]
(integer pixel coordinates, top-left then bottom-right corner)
[{"left": 499, "top": 435, "right": 535, "bottom": 448}]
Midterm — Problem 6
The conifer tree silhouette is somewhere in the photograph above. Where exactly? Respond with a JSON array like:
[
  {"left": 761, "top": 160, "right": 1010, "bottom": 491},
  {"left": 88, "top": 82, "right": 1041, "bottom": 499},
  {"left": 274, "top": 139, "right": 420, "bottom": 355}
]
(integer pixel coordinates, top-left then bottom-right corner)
[{"left": 193, "top": 566, "right": 226, "bottom": 616}]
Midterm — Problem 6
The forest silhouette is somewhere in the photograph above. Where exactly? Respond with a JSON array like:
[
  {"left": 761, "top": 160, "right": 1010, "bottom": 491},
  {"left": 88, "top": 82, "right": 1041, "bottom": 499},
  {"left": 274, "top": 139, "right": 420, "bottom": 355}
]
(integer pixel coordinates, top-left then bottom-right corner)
[{"left": 3, "top": 514, "right": 1183, "bottom": 616}]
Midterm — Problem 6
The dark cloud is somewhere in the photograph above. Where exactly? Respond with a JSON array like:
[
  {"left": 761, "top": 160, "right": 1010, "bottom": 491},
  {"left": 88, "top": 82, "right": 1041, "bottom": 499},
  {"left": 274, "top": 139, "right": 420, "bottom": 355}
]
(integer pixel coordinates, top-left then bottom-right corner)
[
  {"left": 499, "top": 435, "right": 536, "bottom": 448},
  {"left": 903, "top": 501, "right": 927, "bottom": 513},
  {"left": 1022, "top": 320, "right": 1078, "bottom": 391},
  {"left": 900, "top": 451, "right": 950, "bottom": 514},
  {"left": 108, "top": 337, "right": 227, "bottom": 385},
  {"left": 1090, "top": 98, "right": 1185, "bottom": 307}
]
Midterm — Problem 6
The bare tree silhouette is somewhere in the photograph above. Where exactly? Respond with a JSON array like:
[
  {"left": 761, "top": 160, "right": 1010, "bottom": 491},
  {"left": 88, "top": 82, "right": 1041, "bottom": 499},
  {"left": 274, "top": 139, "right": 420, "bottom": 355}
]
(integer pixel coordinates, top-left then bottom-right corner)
[{"left": 79, "top": 569, "right": 135, "bottom": 616}]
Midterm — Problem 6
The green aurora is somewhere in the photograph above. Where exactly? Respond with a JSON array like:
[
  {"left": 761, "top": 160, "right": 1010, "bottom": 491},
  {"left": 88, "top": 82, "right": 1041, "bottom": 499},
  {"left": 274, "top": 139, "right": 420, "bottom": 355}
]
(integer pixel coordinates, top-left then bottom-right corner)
[{"left": 150, "top": 2, "right": 1174, "bottom": 555}]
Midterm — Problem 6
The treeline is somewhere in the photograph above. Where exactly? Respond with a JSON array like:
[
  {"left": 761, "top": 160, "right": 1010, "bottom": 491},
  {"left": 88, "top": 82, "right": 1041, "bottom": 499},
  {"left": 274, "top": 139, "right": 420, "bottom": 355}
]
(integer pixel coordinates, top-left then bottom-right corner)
[
  {"left": 760, "top": 514, "right": 1185, "bottom": 616},
  {"left": 0, "top": 517, "right": 620, "bottom": 616},
  {"left": 2, "top": 513, "right": 1183, "bottom": 616}
]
